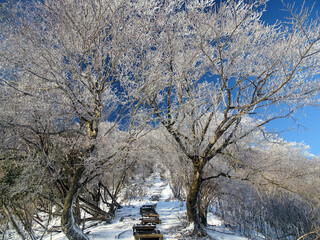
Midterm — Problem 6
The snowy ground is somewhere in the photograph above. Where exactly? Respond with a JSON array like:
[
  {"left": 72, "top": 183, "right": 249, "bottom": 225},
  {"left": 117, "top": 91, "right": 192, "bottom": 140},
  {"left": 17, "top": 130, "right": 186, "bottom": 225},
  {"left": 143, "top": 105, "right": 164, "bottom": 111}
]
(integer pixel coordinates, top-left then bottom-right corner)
[{"left": 43, "top": 173, "right": 260, "bottom": 240}]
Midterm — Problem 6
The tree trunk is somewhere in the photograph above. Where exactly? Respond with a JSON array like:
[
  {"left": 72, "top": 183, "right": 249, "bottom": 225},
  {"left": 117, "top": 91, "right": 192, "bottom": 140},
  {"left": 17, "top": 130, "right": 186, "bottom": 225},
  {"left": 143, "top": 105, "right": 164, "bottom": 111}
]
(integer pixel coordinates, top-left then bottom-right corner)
[
  {"left": 61, "top": 166, "right": 89, "bottom": 240},
  {"left": 74, "top": 198, "right": 81, "bottom": 226},
  {"left": 199, "top": 202, "right": 208, "bottom": 226},
  {"left": 199, "top": 181, "right": 217, "bottom": 227},
  {"left": 186, "top": 159, "right": 207, "bottom": 236}
]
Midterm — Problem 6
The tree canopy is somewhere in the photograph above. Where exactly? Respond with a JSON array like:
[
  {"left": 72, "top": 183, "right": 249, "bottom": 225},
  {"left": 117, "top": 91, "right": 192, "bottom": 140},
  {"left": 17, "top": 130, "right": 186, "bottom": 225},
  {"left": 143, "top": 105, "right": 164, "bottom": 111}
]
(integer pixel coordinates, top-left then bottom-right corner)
[{"left": 1, "top": 0, "right": 320, "bottom": 239}]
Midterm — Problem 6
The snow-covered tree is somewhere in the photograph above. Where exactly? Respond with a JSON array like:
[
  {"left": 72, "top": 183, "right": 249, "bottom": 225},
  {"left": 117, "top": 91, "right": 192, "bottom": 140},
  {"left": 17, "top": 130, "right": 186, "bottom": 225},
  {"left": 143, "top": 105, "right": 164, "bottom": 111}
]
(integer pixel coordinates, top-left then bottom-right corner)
[
  {"left": 0, "top": 0, "right": 142, "bottom": 239},
  {"left": 1, "top": 0, "right": 320, "bottom": 238},
  {"left": 121, "top": 0, "right": 320, "bottom": 235},
  {"left": 211, "top": 140, "right": 320, "bottom": 239}
]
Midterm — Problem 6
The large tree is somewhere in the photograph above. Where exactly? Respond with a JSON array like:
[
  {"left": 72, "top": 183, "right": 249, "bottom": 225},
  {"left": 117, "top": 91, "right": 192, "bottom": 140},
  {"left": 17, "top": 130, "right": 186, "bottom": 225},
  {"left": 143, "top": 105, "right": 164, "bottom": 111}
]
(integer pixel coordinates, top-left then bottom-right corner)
[
  {"left": 121, "top": 0, "right": 320, "bottom": 235},
  {"left": 0, "top": 0, "right": 141, "bottom": 239}
]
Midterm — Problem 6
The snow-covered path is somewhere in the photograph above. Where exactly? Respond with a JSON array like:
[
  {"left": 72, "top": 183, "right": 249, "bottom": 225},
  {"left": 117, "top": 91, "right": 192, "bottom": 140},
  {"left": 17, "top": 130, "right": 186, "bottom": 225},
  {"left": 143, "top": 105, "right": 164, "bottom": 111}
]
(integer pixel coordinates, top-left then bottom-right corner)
[{"left": 45, "top": 174, "right": 257, "bottom": 240}]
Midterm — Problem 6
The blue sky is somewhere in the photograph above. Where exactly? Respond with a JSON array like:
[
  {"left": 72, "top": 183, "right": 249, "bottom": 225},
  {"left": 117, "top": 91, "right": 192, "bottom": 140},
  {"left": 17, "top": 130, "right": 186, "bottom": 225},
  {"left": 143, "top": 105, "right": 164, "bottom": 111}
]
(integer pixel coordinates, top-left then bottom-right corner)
[
  {"left": 1, "top": 0, "right": 319, "bottom": 155},
  {"left": 262, "top": 0, "right": 320, "bottom": 156}
]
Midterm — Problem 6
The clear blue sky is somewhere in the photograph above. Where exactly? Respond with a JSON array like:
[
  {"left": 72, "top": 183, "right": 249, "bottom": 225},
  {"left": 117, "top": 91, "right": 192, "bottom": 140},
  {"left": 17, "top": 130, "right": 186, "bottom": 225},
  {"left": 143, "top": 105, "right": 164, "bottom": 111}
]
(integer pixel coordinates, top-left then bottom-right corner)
[{"left": 262, "top": 0, "right": 320, "bottom": 156}]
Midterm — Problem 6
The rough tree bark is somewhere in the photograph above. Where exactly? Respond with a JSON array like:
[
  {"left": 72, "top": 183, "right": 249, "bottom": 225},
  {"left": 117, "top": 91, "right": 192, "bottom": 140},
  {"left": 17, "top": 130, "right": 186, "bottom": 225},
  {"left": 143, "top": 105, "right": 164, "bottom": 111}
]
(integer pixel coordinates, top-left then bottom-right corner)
[
  {"left": 61, "top": 166, "right": 89, "bottom": 240},
  {"left": 186, "top": 158, "right": 207, "bottom": 236}
]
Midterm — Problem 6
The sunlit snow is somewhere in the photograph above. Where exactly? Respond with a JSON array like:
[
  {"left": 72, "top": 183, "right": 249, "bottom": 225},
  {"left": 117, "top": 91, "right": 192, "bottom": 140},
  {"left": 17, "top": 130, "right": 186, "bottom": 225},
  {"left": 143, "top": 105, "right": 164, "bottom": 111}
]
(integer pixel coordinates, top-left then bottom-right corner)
[{"left": 42, "top": 173, "right": 262, "bottom": 240}]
